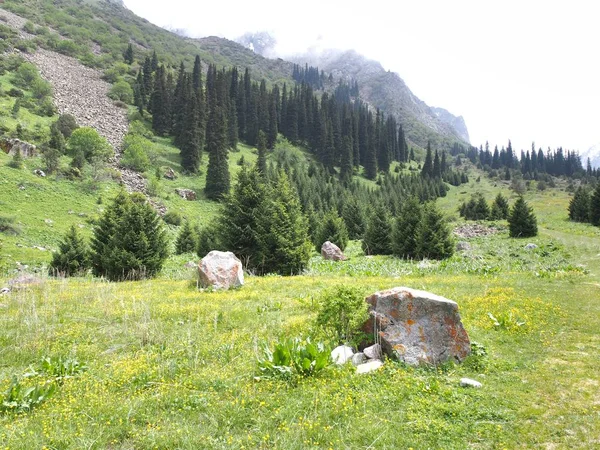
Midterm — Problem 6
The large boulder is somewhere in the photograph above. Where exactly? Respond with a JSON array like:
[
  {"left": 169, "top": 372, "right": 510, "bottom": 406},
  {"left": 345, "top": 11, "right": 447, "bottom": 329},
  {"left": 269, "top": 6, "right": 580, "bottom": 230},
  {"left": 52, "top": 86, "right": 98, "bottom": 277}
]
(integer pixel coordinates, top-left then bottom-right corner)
[
  {"left": 198, "top": 251, "right": 244, "bottom": 290},
  {"left": 363, "top": 287, "right": 471, "bottom": 366},
  {"left": 175, "top": 188, "right": 197, "bottom": 201},
  {"left": 321, "top": 241, "right": 347, "bottom": 261}
]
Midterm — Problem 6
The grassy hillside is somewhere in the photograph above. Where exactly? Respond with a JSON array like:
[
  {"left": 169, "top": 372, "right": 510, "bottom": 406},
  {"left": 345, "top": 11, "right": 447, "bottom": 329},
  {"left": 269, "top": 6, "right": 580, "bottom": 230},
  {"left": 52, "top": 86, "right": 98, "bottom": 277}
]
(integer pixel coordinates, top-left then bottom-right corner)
[{"left": 1, "top": 175, "right": 600, "bottom": 448}]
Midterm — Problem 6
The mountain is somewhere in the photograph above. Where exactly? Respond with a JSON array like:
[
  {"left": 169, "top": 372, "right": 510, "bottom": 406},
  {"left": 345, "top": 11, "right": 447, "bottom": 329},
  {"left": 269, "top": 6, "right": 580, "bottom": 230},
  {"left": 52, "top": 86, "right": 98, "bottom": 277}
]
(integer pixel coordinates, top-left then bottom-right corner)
[
  {"left": 580, "top": 143, "right": 600, "bottom": 169},
  {"left": 292, "top": 49, "right": 470, "bottom": 149}
]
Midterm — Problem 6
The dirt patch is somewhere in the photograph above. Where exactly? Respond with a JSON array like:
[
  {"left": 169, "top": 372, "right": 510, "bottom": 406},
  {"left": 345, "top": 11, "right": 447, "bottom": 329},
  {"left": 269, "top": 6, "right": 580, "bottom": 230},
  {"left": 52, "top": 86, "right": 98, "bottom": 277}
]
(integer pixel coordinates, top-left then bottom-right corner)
[{"left": 454, "top": 223, "right": 502, "bottom": 239}]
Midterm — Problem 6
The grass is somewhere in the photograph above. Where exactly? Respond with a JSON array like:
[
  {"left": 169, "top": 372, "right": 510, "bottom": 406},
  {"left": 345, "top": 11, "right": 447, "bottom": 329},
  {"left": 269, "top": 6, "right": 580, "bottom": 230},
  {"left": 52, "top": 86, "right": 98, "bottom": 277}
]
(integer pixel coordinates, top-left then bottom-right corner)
[{"left": 1, "top": 165, "right": 600, "bottom": 448}]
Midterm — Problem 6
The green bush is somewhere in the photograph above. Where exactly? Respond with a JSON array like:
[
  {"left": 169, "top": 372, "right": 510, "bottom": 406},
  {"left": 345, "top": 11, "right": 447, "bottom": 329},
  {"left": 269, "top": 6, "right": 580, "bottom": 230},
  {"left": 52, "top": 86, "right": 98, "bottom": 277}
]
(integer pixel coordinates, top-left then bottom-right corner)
[
  {"left": 163, "top": 210, "right": 182, "bottom": 226},
  {"left": 67, "top": 127, "right": 113, "bottom": 162},
  {"left": 256, "top": 337, "right": 330, "bottom": 381},
  {"left": 0, "top": 377, "right": 56, "bottom": 414},
  {"left": 121, "top": 134, "right": 150, "bottom": 172},
  {"left": 55, "top": 114, "right": 79, "bottom": 138},
  {"left": 314, "top": 286, "right": 369, "bottom": 346},
  {"left": 175, "top": 221, "right": 197, "bottom": 254},
  {"left": 108, "top": 80, "right": 133, "bottom": 104},
  {"left": 49, "top": 225, "right": 91, "bottom": 277}
]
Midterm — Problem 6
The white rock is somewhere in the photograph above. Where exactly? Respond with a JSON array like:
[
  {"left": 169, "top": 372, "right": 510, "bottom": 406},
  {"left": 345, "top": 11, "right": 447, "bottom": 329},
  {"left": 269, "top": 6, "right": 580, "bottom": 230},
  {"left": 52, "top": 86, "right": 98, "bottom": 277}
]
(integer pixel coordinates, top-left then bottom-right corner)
[
  {"left": 0, "top": 287, "right": 10, "bottom": 295},
  {"left": 356, "top": 360, "right": 384, "bottom": 374},
  {"left": 363, "top": 344, "right": 382, "bottom": 360},
  {"left": 460, "top": 378, "right": 482, "bottom": 388},
  {"left": 331, "top": 345, "right": 354, "bottom": 365},
  {"left": 351, "top": 352, "right": 367, "bottom": 366},
  {"left": 525, "top": 243, "right": 538, "bottom": 250},
  {"left": 198, "top": 251, "right": 244, "bottom": 290}
]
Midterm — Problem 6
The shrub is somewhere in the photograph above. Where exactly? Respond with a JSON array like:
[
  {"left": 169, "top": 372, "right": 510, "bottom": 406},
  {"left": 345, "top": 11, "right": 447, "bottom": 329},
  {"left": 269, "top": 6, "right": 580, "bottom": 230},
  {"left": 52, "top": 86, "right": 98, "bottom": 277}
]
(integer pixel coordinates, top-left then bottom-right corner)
[
  {"left": 121, "top": 134, "right": 150, "bottom": 172},
  {"left": 108, "top": 80, "right": 133, "bottom": 104},
  {"left": 314, "top": 286, "right": 369, "bottom": 346},
  {"left": 67, "top": 127, "right": 113, "bottom": 162},
  {"left": 8, "top": 148, "right": 24, "bottom": 169},
  {"left": 91, "top": 191, "right": 169, "bottom": 281},
  {"left": 42, "top": 146, "right": 61, "bottom": 174},
  {"left": 508, "top": 196, "right": 538, "bottom": 238},
  {"left": 0, "top": 377, "right": 56, "bottom": 414},
  {"left": 30, "top": 78, "right": 52, "bottom": 100},
  {"left": 315, "top": 210, "right": 349, "bottom": 252},
  {"left": 163, "top": 210, "right": 182, "bottom": 226},
  {"left": 458, "top": 192, "right": 490, "bottom": 220},
  {"left": 49, "top": 225, "right": 91, "bottom": 277},
  {"left": 13, "top": 62, "right": 38, "bottom": 87},
  {"left": 0, "top": 215, "right": 21, "bottom": 235}
]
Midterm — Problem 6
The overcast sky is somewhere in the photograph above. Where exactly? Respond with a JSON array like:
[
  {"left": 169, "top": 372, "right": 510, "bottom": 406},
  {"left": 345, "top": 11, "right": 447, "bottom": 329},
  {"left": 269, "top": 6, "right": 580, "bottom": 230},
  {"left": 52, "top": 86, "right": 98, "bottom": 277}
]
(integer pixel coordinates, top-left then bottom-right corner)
[{"left": 123, "top": 0, "right": 599, "bottom": 154}]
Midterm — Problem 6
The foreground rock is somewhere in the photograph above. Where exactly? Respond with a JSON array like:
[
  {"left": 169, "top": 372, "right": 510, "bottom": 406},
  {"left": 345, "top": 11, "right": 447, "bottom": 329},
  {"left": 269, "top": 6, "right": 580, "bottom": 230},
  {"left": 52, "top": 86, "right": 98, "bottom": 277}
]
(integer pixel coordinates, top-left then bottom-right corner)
[
  {"left": 460, "top": 378, "right": 482, "bottom": 388},
  {"left": 321, "top": 241, "right": 347, "bottom": 261},
  {"left": 356, "top": 359, "right": 384, "bottom": 374},
  {"left": 363, "top": 287, "right": 471, "bottom": 366},
  {"left": 198, "top": 251, "right": 244, "bottom": 290}
]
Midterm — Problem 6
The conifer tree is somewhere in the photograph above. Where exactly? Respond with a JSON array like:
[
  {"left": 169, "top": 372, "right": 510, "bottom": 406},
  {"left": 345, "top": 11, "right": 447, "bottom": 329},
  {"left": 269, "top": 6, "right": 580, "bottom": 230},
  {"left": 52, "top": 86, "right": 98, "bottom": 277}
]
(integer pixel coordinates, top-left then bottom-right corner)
[
  {"left": 361, "top": 203, "right": 392, "bottom": 255},
  {"left": 91, "top": 192, "right": 169, "bottom": 281},
  {"left": 568, "top": 187, "right": 590, "bottom": 223},
  {"left": 49, "top": 122, "right": 65, "bottom": 153},
  {"left": 433, "top": 150, "right": 441, "bottom": 178},
  {"left": 256, "top": 130, "right": 267, "bottom": 175},
  {"left": 422, "top": 142, "right": 433, "bottom": 177},
  {"left": 490, "top": 193, "right": 510, "bottom": 220},
  {"left": 342, "top": 198, "right": 366, "bottom": 240},
  {"left": 42, "top": 145, "right": 60, "bottom": 174},
  {"left": 339, "top": 135, "right": 354, "bottom": 182},
  {"left": 416, "top": 202, "right": 454, "bottom": 260},
  {"left": 316, "top": 210, "right": 349, "bottom": 252},
  {"left": 49, "top": 225, "right": 91, "bottom": 277},
  {"left": 254, "top": 171, "right": 312, "bottom": 275},
  {"left": 123, "top": 44, "right": 134, "bottom": 64},
  {"left": 590, "top": 184, "right": 600, "bottom": 226},
  {"left": 180, "top": 89, "right": 203, "bottom": 174},
  {"left": 508, "top": 196, "right": 538, "bottom": 237},
  {"left": 392, "top": 197, "right": 423, "bottom": 259},
  {"left": 175, "top": 221, "right": 198, "bottom": 254}
]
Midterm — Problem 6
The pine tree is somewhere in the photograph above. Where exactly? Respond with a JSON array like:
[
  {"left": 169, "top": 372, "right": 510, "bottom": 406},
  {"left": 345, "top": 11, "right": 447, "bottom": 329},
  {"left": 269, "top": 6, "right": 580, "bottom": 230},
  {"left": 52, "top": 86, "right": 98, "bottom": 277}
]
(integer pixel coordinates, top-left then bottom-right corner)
[
  {"left": 123, "top": 44, "right": 134, "bottom": 64},
  {"left": 339, "top": 135, "right": 354, "bottom": 182},
  {"left": 316, "top": 210, "right": 349, "bottom": 251},
  {"left": 416, "top": 202, "right": 454, "bottom": 259},
  {"left": 180, "top": 89, "right": 202, "bottom": 173},
  {"left": 392, "top": 197, "right": 423, "bottom": 259},
  {"left": 254, "top": 171, "right": 312, "bottom": 275},
  {"left": 175, "top": 221, "right": 198, "bottom": 254},
  {"left": 422, "top": 141, "right": 433, "bottom": 177},
  {"left": 490, "top": 193, "right": 510, "bottom": 220},
  {"left": 433, "top": 150, "right": 441, "bottom": 178},
  {"left": 91, "top": 192, "right": 169, "bottom": 281},
  {"left": 49, "top": 225, "right": 91, "bottom": 277},
  {"left": 568, "top": 187, "right": 590, "bottom": 223},
  {"left": 342, "top": 198, "right": 366, "bottom": 240},
  {"left": 508, "top": 196, "right": 538, "bottom": 237},
  {"left": 49, "top": 122, "right": 65, "bottom": 153},
  {"left": 361, "top": 203, "right": 392, "bottom": 255},
  {"left": 590, "top": 184, "right": 600, "bottom": 226},
  {"left": 256, "top": 130, "right": 267, "bottom": 175}
]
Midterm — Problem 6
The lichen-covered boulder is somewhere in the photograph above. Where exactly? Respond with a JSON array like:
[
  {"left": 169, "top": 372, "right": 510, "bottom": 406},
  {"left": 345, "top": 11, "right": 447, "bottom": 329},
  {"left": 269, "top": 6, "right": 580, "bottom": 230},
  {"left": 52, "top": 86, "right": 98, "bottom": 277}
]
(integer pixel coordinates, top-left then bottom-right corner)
[
  {"left": 198, "top": 251, "right": 244, "bottom": 290},
  {"left": 363, "top": 287, "right": 470, "bottom": 366},
  {"left": 321, "top": 241, "right": 347, "bottom": 261}
]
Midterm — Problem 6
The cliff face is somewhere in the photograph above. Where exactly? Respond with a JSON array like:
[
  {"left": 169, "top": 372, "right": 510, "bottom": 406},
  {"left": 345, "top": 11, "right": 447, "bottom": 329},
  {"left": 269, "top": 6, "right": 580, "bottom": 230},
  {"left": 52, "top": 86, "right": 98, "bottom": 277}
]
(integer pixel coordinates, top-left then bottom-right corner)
[{"left": 293, "top": 49, "right": 470, "bottom": 148}]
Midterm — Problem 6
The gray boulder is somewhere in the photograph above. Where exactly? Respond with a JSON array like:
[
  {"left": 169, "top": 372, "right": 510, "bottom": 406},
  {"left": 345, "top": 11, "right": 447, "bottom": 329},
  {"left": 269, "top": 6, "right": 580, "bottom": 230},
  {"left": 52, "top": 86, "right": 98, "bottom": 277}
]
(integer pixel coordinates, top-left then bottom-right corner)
[
  {"left": 525, "top": 243, "right": 538, "bottom": 250},
  {"left": 198, "top": 251, "right": 244, "bottom": 290},
  {"left": 363, "top": 287, "right": 471, "bottom": 366},
  {"left": 321, "top": 241, "right": 347, "bottom": 261},
  {"left": 351, "top": 352, "right": 367, "bottom": 366},
  {"left": 363, "top": 343, "right": 382, "bottom": 360},
  {"left": 0, "top": 138, "right": 37, "bottom": 158},
  {"left": 456, "top": 241, "right": 470, "bottom": 251},
  {"left": 175, "top": 188, "right": 197, "bottom": 201}
]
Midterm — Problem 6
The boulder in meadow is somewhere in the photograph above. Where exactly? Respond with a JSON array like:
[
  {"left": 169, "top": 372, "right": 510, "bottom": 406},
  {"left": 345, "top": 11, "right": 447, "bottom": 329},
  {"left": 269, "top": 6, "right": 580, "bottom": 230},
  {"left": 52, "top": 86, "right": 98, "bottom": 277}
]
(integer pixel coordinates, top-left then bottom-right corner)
[
  {"left": 321, "top": 241, "right": 347, "bottom": 261},
  {"left": 198, "top": 251, "right": 244, "bottom": 290}
]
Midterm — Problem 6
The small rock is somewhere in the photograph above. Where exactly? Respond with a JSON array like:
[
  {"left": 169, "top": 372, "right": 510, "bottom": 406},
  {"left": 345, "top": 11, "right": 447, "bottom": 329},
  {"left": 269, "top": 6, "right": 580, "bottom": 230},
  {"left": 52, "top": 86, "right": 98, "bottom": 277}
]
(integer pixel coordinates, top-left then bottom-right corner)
[
  {"left": 164, "top": 168, "right": 177, "bottom": 180},
  {"left": 331, "top": 345, "right": 354, "bottom": 365},
  {"left": 175, "top": 188, "right": 197, "bottom": 201},
  {"left": 456, "top": 241, "right": 471, "bottom": 251},
  {"left": 34, "top": 246, "right": 46, "bottom": 251},
  {"left": 33, "top": 169, "right": 46, "bottom": 177},
  {"left": 363, "top": 344, "right": 382, "bottom": 360},
  {"left": 0, "top": 287, "right": 10, "bottom": 295},
  {"left": 321, "top": 241, "right": 347, "bottom": 261},
  {"left": 460, "top": 378, "right": 482, "bottom": 388},
  {"left": 525, "top": 243, "right": 538, "bottom": 250},
  {"left": 44, "top": 219, "right": 53, "bottom": 225},
  {"left": 351, "top": 352, "right": 367, "bottom": 366},
  {"left": 356, "top": 360, "right": 384, "bottom": 374}
]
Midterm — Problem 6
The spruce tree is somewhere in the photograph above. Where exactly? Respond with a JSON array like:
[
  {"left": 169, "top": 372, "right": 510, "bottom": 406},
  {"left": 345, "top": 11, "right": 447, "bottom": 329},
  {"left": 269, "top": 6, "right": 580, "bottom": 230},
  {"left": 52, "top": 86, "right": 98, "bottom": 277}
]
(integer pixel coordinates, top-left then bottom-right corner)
[
  {"left": 590, "top": 184, "right": 600, "bottom": 226},
  {"left": 256, "top": 130, "right": 267, "bottom": 175},
  {"left": 180, "top": 89, "right": 202, "bottom": 173},
  {"left": 49, "top": 122, "right": 65, "bottom": 153},
  {"left": 123, "top": 44, "right": 134, "bottom": 64},
  {"left": 175, "top": 221, "right": 198, "bottom": 254},
  {"left": 568, "top": 187, "right": 590, "bottom": 223},
  {"left": 316, "top": 210, "right": 349, "bottom": 252},
  {"left": 421, "top": 141, "right": 433, "bottom": 177},
  {"left": 342, "top": 198, "right": 366, "bottom": 240},
  {"left": 508, "top": 196, "right": 538, "bottom": 237},
  {"left": 490, "top": 192, "right": 510, "bottom": 220},
  {"left": 91, "top": 192, "right": 169, "bottom": 281},
  {"left": 49, "top": 225, "right": 91, "bottom": 277},
  {"left": 416, "top": 202, "right": 454, "bottom": 260},
  {"left": 392, "top": 197, "right": 423, "bottom": 259},
  {"left": 361, "top": 204, "right": 392, "bottom": 255},
  {"left": 254, "top": 171, "right": 312, "bottom": 275},
  {"left": 205, "top": 92, "right": 230, "bottom": 200},
  {"left": 339, "top": 135, "right": 354, "bottom": 182}
]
